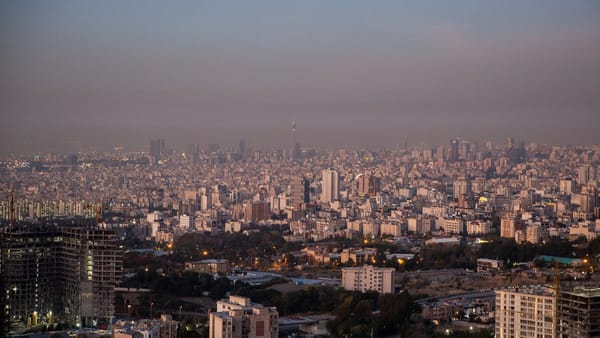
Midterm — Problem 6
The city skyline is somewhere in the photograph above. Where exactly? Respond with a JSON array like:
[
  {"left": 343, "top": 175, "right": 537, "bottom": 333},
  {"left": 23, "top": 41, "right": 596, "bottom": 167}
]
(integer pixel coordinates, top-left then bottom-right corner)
[
  {"left": 2, "top": 1, "right": 600, "bottom": 154},
  {"left": 2, "top": 3, "right": 600, "bottom": 334}
]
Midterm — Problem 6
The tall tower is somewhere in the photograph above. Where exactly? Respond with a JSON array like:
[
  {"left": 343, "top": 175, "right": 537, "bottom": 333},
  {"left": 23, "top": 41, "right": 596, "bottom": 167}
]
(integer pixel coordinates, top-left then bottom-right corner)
[
  {"left": 289, "top": 176, "right": 309, "bottom": 208},
  {"left": 449, "top": 139, "right": 459, "bottom": 162},
  {"left": 291, "top": 121, "right": 301, "bottom": 160},
  {"left": 320, "top": 169, "right": 339, "bottom": 203},
  {"left": 453, "top": 176, "right": 472, "bottom": 200},
  {"left": 238, "top": 139, "right": 246, "bottom": 157},
  {"left": 291, "top": 120, "right": 296, "bottom": 148},
  {"left": 150, "top": 138, "right": 165, "bottom": 162}
]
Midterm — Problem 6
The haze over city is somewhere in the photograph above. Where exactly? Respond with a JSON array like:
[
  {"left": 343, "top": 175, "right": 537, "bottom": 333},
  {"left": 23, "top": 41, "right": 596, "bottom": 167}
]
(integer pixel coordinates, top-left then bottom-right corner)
[
  {"left": 2, "top": 0, "right": 600, "bottom": 154},
  {"left": 3, "top": 2, "right": 600, "bottom": 337}
]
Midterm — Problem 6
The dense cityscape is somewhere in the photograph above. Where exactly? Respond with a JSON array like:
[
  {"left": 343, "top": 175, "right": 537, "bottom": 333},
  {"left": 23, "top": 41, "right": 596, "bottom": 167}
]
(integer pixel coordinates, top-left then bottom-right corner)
[
  {"left": 1, "top": 137, "right": 599, "bottom": 337},
  {"left": 3, "top": 1, "right": 600, "bottom": 337}
]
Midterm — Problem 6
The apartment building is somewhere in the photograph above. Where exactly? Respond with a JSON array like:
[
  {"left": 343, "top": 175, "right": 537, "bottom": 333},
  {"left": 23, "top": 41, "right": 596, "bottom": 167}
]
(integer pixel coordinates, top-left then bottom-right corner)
[
  {"left": 209, "top": 296, "right": 278, "bottom": 338},
  {"left": 0, "top": 225, "right": 122, "bottom": 328},
  {"left": 341, "top": 265, "right": 394, "bottom": 294},
  {"left": 494, "top": 286, "right": 555, "bottom": 338},
  {"left": 558, "top": 286, "right": 600, "bottom": 337}
]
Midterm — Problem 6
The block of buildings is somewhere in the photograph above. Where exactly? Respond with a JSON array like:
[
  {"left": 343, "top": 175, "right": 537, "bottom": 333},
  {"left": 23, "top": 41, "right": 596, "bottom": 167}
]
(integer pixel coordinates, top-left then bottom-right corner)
[{"left": 114, "top": 314, "right": 179, "bottom": 338}]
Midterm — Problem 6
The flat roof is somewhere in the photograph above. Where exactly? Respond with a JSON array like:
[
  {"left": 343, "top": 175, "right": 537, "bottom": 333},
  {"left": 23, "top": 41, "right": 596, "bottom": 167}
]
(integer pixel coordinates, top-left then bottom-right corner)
[{"left": 538, "top": 255, "right": 581, "bottom": 265}]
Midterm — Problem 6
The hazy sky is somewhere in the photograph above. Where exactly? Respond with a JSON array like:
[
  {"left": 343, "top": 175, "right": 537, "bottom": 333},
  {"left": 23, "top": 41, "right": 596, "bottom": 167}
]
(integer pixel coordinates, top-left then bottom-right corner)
[{"left": 1, "top": 1, "right": 599, "bottom": 152}]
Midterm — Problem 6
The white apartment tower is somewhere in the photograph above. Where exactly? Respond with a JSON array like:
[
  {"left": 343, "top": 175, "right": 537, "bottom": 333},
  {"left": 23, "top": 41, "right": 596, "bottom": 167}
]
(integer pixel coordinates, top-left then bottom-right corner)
[
  {"left": 494, "top": 286, "right": 556, "bottom": 338},
  {"left": 179, "top": 214, "right": 194, "bottom": 230},
  {"left": 320, "top": 169, "right": 339, "bottom": 203},
  {"left": 341, "top": 265, "right": 394, "bottom": 294}
]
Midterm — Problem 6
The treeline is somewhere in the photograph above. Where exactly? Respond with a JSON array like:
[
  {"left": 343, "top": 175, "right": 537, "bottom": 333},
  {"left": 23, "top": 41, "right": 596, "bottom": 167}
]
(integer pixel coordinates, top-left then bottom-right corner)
[
  {"left": 172, "top": 230, "right": 302, "bottom": 266},
  {"left": 328, "top": 290, "right": 414, "bottom": 337},
  {"left": 122, "top": 270, "right": 232, "bottom": 299},
  {"left": 234, "top": 284, "right": 414, "bottom": 337},
  {"left": 234, "top": 285, "right": 336, "bottom": 315},
  {"left": 477, "top": 237, "right": 596, "bottom": 266}
]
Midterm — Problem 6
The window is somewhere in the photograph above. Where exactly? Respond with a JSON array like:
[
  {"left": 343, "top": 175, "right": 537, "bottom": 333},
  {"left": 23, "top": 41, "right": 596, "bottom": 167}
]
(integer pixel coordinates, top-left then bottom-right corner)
[{"left": 255, "top": 320, "right": 265, "bottom": 336}]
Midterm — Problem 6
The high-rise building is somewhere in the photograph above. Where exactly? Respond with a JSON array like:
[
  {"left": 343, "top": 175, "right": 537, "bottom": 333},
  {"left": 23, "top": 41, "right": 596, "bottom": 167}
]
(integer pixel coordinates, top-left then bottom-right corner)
[
  {"left": 526, "top": 224, "right": 543, "bottom": 244},
  {"left": 356, "top": 174, "right": 381, "bottom": 197},
  {"left": 341, "top": 265, "right": 394, "bottom": 294},
  {"left": 245, "top": 201, "right": 270, "bottom": 221},
  {"left": 558, "top": 286, "right": 600, "bottom": 337},
  {"left": 0, "top": 225, "right": 122, "bottom": 328},
  {"left": 578, "top": 165, "right": 596, "bottom": 185},
  {"left": 209, "top": 295, "right": 278, "bottom": 338},
  {"left": 458, "top": 141, "right": 473, "bottom": 161},
  {"left": 179, "top": 214, "right": 194, "bottom": 230},
  {"left": 453, "top": 176, "right": 472, "bottom": 200},
  {"left": 187, "top": 144, "right": 200, "bottom": 164},
  {"left": 448, "top": 139, "right": 459, "bottom": 162},
  {"left": 289, "top": 176, "right": 309, "bottom": 209},
  {"left": 150, "top": 138, "right": 166, "bottom": 160},
  {"left": 238, "top": 139, "right": 246, "bottom": 157},
  {"left": 559, "top": 178, "right": 574, "bottom": 195},
  {"left": 495, "top": 286, "right": 556, "bottom": 338},
  {"left": 505, "top": 137, "right": 514, "bottom": 151},
  {"left": 500, "top": 212, "right": 523, "bottom": 239},
  {"left": 320, "top": 169, "right": 339, "bottom": 203}
]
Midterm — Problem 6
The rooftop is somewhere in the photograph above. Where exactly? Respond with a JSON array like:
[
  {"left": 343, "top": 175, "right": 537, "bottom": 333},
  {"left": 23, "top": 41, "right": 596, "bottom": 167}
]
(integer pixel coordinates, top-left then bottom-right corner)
[{"left": 562, "top": 287, "right": 600, "bottom": 298}]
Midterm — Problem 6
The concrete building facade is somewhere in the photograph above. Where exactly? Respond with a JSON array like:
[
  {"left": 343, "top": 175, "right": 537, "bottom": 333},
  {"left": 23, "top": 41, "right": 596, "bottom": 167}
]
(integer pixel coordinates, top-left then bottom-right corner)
[
  {"left": 495, "top": 286, "right": 555, "bottom": 338},
  {"left": 209, "top": 296, "right": 278, "bottom": 338},
  {"left": 0, "top": 226, "right": 122, "bottom": 328},
  {"left": 341, "top": 265, "right": 394, "bottom": 294},
  {"left": 558, "top": 286, "right": 600, "bottom": 337}
]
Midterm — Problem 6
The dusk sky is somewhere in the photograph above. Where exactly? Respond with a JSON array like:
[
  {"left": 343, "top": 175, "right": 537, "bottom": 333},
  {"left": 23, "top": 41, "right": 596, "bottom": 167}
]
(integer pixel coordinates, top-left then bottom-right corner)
[{"left": 1, "top": 1, "right": 599, "bottom": 152}]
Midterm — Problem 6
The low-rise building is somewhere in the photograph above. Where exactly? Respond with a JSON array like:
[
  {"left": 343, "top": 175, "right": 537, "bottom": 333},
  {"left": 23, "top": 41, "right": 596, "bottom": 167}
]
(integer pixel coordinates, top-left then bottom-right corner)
[
  {"left": 185, "top": 259, "right": 231, "bottom": 275},
  {"left": 477, "top": 258, "right": 503, "bottom": 272},
  {"left": 114, "top": 314, "right": 179, "bottom": 338},
  {"left": 340, "top": 248, "right": 377, "bottom": 265}
]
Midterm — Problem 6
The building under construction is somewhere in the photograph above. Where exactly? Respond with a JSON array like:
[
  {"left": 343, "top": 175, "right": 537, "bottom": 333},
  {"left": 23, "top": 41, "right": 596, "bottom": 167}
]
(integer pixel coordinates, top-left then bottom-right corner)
[
  {"left": 558, "top": 286, "right": 600, "bottom": 337},
  {"left": 0, "top": 224, "right": 122, "bottom": 329}
]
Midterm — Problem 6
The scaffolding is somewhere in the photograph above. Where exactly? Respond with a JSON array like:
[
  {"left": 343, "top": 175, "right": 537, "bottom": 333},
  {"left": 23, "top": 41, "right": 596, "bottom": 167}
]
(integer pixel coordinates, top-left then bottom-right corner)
[
  {"left": 558, "top": 286, "right": 600, "bottom": 337},
  {"left": 0, "top": 225, "right": 122, "bottom": 328}
]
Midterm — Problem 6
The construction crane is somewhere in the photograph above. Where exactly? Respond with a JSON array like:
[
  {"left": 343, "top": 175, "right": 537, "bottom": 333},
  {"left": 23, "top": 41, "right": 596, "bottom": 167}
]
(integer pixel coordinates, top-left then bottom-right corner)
[{"left": 553, "top": 263, "right": 561, "bottom": 336}]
